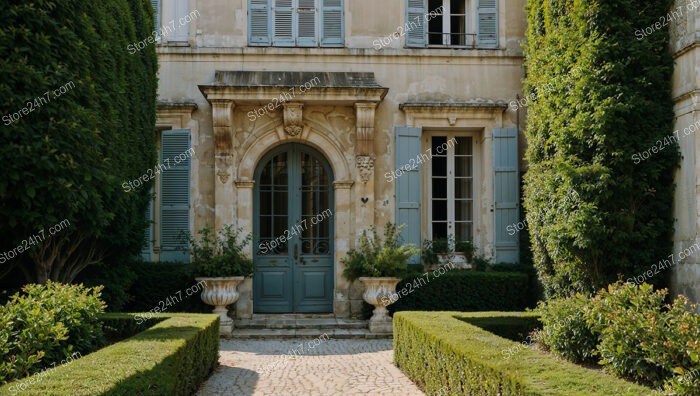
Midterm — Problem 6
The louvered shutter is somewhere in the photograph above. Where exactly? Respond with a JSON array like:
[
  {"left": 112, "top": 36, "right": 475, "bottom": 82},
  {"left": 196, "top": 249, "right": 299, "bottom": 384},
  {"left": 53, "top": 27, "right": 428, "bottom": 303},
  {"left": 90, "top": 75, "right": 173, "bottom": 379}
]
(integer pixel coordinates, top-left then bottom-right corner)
[
  {"left": 249, "top": 0, "right": 272, "bottom": 45},
  {"left": 320, "top": 0, "right": 343, "bottom": 47},
  {"left": 151, "top": 0, "right": 161, "bottom": 37},
  {"left": 406, "top": 0, "right": 427, "bottom": 47},
  {"left": 160, "top": 130, "right": 191, "bottom": 262},
  {"left": 141, "top": 190, "right": 154, "bottom": 261},
  {"left": 172, "top": 0, "right": 190, "bottom": 42},
  {"left": 477, "top": 0, "right": 498, "bottom": 48},
  {"left": 493, "top": 128, "right": 519, "bottom": 263},
  {"left": 395, "top": 127, "right": 423, "bottom": 265},
  {"left": 297, "top": 0, "right": 318, "bottom": 46},
  {"left": 273, "top": 0, "right": 295, "bottom": 46}
]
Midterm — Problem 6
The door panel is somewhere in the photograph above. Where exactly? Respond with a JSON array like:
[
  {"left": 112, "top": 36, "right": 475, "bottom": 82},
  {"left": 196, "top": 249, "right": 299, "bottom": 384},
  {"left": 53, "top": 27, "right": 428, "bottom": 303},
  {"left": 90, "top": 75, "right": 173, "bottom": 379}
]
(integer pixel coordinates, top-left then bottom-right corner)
[{"left": 254, "top": 144, "right": 333, "bottom": 313}]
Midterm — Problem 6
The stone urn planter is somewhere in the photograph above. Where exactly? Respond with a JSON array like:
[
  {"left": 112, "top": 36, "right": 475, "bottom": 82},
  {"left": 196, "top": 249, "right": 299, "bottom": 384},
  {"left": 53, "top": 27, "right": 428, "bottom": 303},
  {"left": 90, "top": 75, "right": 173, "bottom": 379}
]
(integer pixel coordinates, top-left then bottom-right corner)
[
  {"left": 359, "top": 277, "right": 402, "bottom": 333},
  {"left": 195, "top": 276, "right": 245, "bottom": 336}
]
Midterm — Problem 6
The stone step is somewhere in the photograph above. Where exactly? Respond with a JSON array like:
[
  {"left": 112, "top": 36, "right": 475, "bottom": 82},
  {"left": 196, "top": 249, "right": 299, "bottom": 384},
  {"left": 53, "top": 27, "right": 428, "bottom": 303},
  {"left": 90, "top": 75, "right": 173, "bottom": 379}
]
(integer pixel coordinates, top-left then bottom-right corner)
[
  {"left": 234, "top": 317, "right": 368, "bottom": 330},
  {"left": 227, "top": 328, "right": 391, "bottom": 340}
]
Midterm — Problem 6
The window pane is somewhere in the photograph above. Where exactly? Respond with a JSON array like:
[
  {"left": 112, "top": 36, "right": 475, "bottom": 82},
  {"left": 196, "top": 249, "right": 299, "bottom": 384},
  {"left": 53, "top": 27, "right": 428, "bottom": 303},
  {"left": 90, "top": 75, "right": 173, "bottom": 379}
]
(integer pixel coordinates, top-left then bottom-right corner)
[
  {"left": 455, "top": 199, "right": 472, "bottom": 222},
  {"left": 260, "top": 191, "right": 272, "bottom": 215},
  {"left": 272, "top": 153, "right": 288, "bottom": 185},
  {"left": 432, "top": 199, "right": 447, "bottom": 221},
  {"left": 455, "top": 178, "right": 472, "bottom": 199},
  {"left": 433, "top": 156, "right": 447, "bottom": 177},
  {"left": 432, "top": 136, "right": 448, "bottom": 155},
  {"left": 428, "top": 0, "right": 444, "bottom": 46},
  {"left": 455, "top": 137, "right": 472, "bottom": 155},
  {"left": 455, "top": 156, "right": 472, "bottom": 177},
  {"left": 455, "top": 221, "right": 472, "bottom": 241},
  {"left": 274, "top": 190, "right": 288, "bottom": 215},
  {"left": 432, "top": 222, "right": 448, "bottom": 239},
  {"left": 432, "top": 177, "right": 447, "bottom": 199},
  {"left": 450, "top": 15, "right": 466, "bottom": 45}
]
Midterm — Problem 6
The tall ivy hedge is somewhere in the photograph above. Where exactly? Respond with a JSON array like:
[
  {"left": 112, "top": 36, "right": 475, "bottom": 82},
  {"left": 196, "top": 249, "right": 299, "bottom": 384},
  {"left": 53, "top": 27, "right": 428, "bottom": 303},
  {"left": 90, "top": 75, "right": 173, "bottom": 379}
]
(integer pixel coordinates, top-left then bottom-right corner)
[
  {"left": 522, "top": 0, "right": 678, "bottom": 296},
  {"left": 0, "top": 0, "right": 157, "bottom": 282}
]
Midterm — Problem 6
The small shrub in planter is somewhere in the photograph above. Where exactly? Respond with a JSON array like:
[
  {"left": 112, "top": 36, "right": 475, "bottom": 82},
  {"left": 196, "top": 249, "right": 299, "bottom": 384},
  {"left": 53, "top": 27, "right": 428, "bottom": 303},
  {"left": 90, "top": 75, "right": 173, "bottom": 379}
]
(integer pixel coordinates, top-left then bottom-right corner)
[
  {"left": 341, "top": 223, "right": 418, "bottom": 282},
  {"left": 0, "top": 282, "right": 106, "bottom": 384},
  {"left": 535, "top": 294, "right": 598, "bottom": 364},
  {"left": 187, "top": 225, "right": 254, "bottom": 277}
]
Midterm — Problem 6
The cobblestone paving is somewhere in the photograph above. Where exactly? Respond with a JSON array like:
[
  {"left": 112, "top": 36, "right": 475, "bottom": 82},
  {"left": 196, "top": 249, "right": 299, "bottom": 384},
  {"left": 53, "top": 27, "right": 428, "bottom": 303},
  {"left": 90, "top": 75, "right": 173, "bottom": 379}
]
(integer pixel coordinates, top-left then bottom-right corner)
[{"left": 196, "top": 339, "right": 425, "bottom": 396}]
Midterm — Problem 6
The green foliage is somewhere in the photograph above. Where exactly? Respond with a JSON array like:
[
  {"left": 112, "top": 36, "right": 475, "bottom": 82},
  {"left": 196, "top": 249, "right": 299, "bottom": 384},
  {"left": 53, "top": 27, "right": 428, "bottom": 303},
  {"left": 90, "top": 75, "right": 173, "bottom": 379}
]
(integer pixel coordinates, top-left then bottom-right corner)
[
  {"left": 0, "top": 282, "right": 106, "bottom": 384},
  {"left": 0, "top": 313, "right": 219, "bottom": 395},
  {"left": 186, "top": 225, "right": 254, "bottom": 277},
  {"left": 100, "top": 313, "right": 163, "bottom": 344},
  {"left": 342, "top": 223, "right": 418, "bottom": 282},
  {"left": 123, "top": 262, "right": 210, "bottom": 313},
  {"left": 523, "top": 0, "right": 679, "bottom": 296},
  {"left": 584, "top": 282, "right": 700, "bottom": 392},
  {"left": 78, "top": 261, "right": 138, "bottom": 312},
  {"left": 421, "top": 237, "right": 476, "bottom": 269},
  {"left": 393, "top": 311, "right": 653, "bottom": 395},
  {"left": 389, "top": 271, "right": 534, "bottom": 313},
  {"left": 0, "top": 0, "right": 158, "bottom": 282},
  {"left": 535, "top": 294, "right": 598, "bottom": 364}
]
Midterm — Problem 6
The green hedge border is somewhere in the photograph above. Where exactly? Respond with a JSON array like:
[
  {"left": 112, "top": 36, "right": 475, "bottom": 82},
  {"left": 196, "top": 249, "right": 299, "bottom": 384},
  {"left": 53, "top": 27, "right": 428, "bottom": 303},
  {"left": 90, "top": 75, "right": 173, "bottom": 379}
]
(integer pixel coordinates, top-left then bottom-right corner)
[
  {"left": 0, "top": 313, "right": 219, "bottom": 395},
  {"left": 394, "top": 312, "right": 654, "bottom": 395}
]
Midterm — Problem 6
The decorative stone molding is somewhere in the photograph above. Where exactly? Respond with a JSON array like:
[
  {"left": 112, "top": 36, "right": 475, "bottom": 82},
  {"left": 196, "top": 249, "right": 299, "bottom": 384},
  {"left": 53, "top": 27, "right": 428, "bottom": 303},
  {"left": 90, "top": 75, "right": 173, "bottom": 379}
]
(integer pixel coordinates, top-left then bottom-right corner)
[
  {"left": 333, "top": 180, "right": 355, "bottom": 190},
  {"left": 216, "top": 154, "right": 233, "bottom": 184},
  {"left": 355, "top": 154, "right": 376, "bottom": 183},
  {"left": 283, "top": 103, "right": 304, "bottom": 136},
  {"left": 211, "top": 100, "right": 234, "bottom": 153},
  {"left": 355, "top": 103, "right": 378, "bottom": 155},
  {"left": 235, "top": 180, "right": 256, "bottom": 189}
]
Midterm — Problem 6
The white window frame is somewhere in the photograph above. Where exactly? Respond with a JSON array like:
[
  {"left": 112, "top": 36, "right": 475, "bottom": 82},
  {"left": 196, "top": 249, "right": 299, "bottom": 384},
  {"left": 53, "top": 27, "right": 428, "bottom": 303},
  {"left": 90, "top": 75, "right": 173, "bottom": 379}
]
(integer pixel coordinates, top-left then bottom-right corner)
[
  {"left": 426, "top": 132, "right": 476, "bottom": 242},
  {"left": 428, "top": 0, "right": 475, "bottom": 48}
]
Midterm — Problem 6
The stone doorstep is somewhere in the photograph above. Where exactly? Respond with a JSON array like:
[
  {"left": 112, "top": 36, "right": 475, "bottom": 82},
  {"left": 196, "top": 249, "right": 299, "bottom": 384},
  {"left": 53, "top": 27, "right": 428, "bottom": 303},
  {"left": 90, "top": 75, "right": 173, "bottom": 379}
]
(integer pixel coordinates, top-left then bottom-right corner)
[
  {"left": 234, "top": 316, "right": 368, "bottom": 330},
  {"left": 227, "top": 328, "right": 392, "bottom": 340}
]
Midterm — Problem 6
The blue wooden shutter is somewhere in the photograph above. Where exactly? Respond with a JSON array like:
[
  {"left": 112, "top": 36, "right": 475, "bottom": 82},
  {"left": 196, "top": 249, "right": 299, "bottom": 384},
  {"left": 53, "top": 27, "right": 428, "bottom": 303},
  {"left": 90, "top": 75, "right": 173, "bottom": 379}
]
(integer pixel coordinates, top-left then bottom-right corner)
[
  {"left": 477, "top": 0, "right": 498, "bottom": 48},
  {"left": 141, "top": 190, "right": 154, "bottom": 261},
  {"left": 151, "top": 0, "right": 161, "bottom": 37},
  {"left": 273, "top": 0, "right": 295, "bottom": 46},
  {"left": 493, "top": 128, "right": 519, "bottom": 263},
  {"left": 395, "top": 127, "right": 422, "bottom": 264},
  {"left": 297, "top": 0, "right": 318, "bottom": 46},
  {"left": 406, "top": 0, "right": 427, "bottom": 47},
  {"left": 160, "top": 129, "right": 191, "bottom": 262},
  {"left": 249, "top": 0, "right": 272, "bottom": 45},
  {"left": 320, "top": 0, "right": 343, "bottom": 47}
]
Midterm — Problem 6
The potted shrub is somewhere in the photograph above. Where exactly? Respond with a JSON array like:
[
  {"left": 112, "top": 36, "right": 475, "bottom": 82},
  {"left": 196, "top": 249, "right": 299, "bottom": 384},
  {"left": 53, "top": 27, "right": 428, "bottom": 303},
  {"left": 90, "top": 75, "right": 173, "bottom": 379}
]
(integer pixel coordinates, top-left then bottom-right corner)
[
  {"left": 342, "top": 222, "right": 418, "bottom": 333},
  {"left": 186, "top": 225, "right": 253, "bottom": 336},
  {"left": 422, "top": 238, "right": 452, "bottom": 270},
  {"left": 453, "top": 239, "right": 476, "bottom": 269}
]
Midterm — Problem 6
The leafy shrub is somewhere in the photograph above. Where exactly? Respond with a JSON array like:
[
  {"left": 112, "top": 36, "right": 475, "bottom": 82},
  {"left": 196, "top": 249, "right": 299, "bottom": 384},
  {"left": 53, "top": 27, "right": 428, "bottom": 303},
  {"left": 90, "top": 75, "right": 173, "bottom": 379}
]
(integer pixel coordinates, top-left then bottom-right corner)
[
  {"left": 0, "top": 282, "right": 106, "bottom": 384},
  {"left": 585, "top": 282, "right": 700, "bottom": 391},
  {"left": 342, "top": 223, "right": 418, "bottom": 281},
  {"left": 394, "top": 312, "right": 653, "bottom": 395},
  {"left": 123, "top": 262, "right": 210, "bottom": 313},
  {"left": 535, "top": 294, "right": 598, "bottom": 364},
  {"left": 78, "top": 261, "right": 138, "bottom": 312},
  {"left": 523, "top": 0, "right": 678, "bottom": 297},
  {"left": 389, "top": 271, "right": 534, "bottom": 313},
  {"left": 0, "top": 313, "right": 219, "bottom": 396},
  {"left": 186, "top": 225, "right": 254, "bottom": 277}
]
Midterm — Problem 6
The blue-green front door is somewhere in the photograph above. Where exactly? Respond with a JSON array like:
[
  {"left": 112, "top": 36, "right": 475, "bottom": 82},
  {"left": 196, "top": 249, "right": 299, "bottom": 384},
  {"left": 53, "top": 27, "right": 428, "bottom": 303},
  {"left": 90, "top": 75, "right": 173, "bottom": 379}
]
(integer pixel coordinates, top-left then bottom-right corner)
[{"left": 253, "top": 144, "right": 334, "bottom": 313}]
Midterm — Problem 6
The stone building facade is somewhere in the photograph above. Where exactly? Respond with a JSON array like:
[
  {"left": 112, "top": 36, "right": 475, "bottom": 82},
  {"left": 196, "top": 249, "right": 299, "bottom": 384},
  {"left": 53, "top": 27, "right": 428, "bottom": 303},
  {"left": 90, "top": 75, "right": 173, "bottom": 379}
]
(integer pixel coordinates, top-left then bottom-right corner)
[
  {"left": 144, "top": 0, "right": 527, "bottom": 318},
  {"left": 670, "top": 0, "right": 700, "bottom": 303}
]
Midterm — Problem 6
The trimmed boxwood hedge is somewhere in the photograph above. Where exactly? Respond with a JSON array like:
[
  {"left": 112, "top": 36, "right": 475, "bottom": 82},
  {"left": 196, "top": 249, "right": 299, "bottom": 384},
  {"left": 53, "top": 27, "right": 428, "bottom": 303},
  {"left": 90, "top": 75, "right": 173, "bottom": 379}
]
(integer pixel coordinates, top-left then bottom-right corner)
[
  {"left": 389, "top": 271, "right": 534, "bottom": 314},
  {"left": 0, "top": 313, "right": 219, "bottom": 395},
  {"left": 394, "top": 312, "right": 654, "bottom": 395}
]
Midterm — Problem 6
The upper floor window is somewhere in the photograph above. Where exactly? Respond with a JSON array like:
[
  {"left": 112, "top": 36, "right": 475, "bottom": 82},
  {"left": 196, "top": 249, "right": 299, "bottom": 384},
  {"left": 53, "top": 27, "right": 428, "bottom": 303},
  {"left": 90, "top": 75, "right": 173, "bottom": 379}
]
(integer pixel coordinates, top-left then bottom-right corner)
[
  {"left": 407, "top": 0, "right": 498, "bottom": 48},
  {"left": 249, "top": 0, "right": 344, "bottom": 47}
]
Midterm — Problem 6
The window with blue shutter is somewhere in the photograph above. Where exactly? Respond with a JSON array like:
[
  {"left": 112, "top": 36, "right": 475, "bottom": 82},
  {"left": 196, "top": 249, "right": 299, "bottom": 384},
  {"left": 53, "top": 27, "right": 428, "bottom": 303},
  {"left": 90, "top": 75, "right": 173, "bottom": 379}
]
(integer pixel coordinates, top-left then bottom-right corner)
[
  {"left": 160, "top": 129, "right": 191, "bottom": 262},
  {"left": 249, "top": 0, "right": 343, "bottom": 47},
  {"left": 395, "top": 127, "right": 423, "bottom": 264},
  {"left": 476, "top": 0, "right": 498, "bottom": 48},
  {"left": 493, "top": 128, "right": 519, "bottom": 263},
  {"left": 406, "top": 0, "right": 427, "bottom": 47},
  {"left": 320, "top": 0, "right": 344, "bottom": 47}
]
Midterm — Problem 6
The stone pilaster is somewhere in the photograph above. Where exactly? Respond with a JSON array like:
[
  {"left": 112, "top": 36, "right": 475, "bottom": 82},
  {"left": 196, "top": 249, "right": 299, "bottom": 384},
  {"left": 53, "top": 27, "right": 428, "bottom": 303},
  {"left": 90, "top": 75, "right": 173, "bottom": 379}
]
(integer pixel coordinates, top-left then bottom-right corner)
[
  {"left": 212, "top": 100, "right": 235, "bottom": 231},
  {"left": 354, "top": 103, "right": 378, "bottom": 238},
  {"left": 333, "top": 180, "right": 354, "bottom": 318}
]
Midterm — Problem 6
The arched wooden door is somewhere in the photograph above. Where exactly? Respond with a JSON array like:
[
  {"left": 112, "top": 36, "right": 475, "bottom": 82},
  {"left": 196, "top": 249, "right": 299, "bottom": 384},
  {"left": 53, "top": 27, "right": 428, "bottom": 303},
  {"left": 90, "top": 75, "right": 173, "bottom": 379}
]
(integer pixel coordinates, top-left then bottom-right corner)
[{"left": 253, "top": 144, "right": 334, "bottom": 313}]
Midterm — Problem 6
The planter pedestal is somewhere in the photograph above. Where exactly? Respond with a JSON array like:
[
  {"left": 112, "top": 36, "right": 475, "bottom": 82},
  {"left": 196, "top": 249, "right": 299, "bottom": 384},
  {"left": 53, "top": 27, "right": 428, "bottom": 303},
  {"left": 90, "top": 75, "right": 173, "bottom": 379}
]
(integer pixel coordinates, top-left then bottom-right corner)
[
  {"left": 196, "top": 276, "right": 245, "bottom": 336},
  {"left": 359, "top": 277, "right": 401, "bottom": 333}
]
